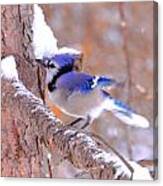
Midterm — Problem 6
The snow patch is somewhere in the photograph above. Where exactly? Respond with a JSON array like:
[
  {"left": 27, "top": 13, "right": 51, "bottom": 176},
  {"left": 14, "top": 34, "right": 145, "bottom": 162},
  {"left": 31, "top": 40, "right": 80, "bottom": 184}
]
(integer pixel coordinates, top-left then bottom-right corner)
[
  {"left": 32, "top": 4, "right": 82, "bottom": 61},
  {"left": 57, "top": 47, "right": 81, "bottom": 55},
  {"left": 129, "top": 161, "right": 152, "bottom": 180},
  {"left": 47, "top": 152, "right": 52, "bottom": 160},
  {"left": 13, "top": 81, "right": 43, "bottom": 103},
  {"left": 92, "top": 151, "right": 112, "bottom": 161},
  {"left": 92, "top": 150, "right": 132, "bottom": 178},
  {"left": 13, "top": 81, "right": 58, "bottom": 122},
  {"left": 64, "top": 129, "right": 77, "bottom": 136},
  {"left": 1, "top": 55, "right": 18, "bottom": 80},
  {"left": 77, "top": 133, "right": 96, "bottom": 147},
  {"left": 32, "top": 4, "right": 58, "bottom": 59}
]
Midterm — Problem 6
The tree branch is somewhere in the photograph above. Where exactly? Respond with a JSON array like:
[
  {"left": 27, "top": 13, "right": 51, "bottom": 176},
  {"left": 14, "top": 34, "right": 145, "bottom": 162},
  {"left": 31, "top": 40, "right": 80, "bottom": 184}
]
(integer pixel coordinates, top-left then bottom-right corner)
[{"left": 1, "top": 60, "right": 135, "bottom": 179}]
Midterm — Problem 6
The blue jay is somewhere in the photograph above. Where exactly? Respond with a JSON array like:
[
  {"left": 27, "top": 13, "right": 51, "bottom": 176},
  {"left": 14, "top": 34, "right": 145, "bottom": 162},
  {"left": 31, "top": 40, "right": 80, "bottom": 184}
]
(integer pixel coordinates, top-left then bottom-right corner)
[{"left": 37, "top": 52, "right": 149, "bottom": 129}]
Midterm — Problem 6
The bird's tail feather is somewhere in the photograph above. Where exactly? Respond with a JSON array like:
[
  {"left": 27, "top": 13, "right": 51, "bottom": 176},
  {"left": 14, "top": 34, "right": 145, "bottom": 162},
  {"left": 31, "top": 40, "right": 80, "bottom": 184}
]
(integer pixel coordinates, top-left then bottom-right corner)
[
  {"left": 112, "top": 109, "right": 149, "bottom": 128},
  {"left": 102, "top": 93, "right": 149, "bottom": 128}
]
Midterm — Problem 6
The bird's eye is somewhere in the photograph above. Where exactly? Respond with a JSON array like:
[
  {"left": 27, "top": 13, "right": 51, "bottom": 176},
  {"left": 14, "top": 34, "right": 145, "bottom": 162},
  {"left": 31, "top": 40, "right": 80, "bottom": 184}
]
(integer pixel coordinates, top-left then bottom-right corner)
[
  {"left": 47, "top": 60, "right": 56, "bottom": 68},
  {"left": 49, "top": 63, "right": 56, "bottom": 68}
]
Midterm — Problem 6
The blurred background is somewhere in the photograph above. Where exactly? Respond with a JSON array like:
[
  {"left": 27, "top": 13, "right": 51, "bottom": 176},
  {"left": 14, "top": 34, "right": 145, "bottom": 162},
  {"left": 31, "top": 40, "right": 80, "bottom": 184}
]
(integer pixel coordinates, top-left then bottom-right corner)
[{"left": 41, "top": 1, "right": 156, "bottom": 178}]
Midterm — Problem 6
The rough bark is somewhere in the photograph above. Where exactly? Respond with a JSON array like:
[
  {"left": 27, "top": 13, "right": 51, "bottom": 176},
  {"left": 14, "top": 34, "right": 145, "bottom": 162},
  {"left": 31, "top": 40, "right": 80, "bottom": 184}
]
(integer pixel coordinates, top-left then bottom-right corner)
[
  {"left": 1, "top": 4, "right": 46, "bottom": 177},
  {"left": 1, "top": 5, "right": 45, "bottom": 99}
]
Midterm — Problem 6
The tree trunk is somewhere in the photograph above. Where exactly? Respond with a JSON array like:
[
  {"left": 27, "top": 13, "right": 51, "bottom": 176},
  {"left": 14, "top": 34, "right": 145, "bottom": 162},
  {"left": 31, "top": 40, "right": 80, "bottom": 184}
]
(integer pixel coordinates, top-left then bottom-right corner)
[
  {"left": 1, "top": 5, "right": 47, "bottom": 177},
  {"left": 1, "top": 5, "right": 46, "bottom": 99}
]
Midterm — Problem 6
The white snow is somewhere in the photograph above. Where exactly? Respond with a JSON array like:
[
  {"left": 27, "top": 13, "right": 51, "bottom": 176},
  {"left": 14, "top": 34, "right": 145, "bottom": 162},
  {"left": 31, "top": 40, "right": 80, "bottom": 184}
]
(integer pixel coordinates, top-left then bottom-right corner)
[
  {"left": 91, "top": 143, "right": 152, "bottom": 180},
  {"left": 129, "top": 161, "right": 152, "bottom": 180},
  {"left": 13, "top": 80, "right": 60, "bottom": 124},
  {"left": 32, "top": 4, "right": 58, "bottom": 59},
  {"left": 92, "top": 150, "right": 132, "bottom": 179},
  {"left": 45, "top": 173, "right": 50, "bottom": 177},
  {"left": 47, "top": 152, "right": 52, "bottom": 160},
  {"left": 63, "top": 129, "right": 77, "bottom": 136},
  {"left": 13, "top": 81, "right": 43, "bottom": 102},
  {"left": 1, "top": 55, "right": 18, "bottom": 80},
  {"left": 32, "top": 4, "right": 82, "bottom": 60},
  {"left": 76, "top": 131, "right": 132, "bottom": 179},
  {"left": 77, "top": 133, "right": 96, "bottom": 147},
  {"left": 92, "top": 149, "right": 152, "bottom": 180},
  {"left": 57, "top": 47, "right": 81, "bottom": 55}
]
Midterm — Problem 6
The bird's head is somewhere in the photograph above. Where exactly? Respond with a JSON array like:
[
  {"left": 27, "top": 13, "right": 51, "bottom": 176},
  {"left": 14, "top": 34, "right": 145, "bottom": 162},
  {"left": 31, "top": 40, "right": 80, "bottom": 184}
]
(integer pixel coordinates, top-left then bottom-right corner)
[
  {"left": 36, "top": 49, "right": 83, "bottom": 84},
  {"left": 36, "top": 52, "right": 83, "bottom": 73}
]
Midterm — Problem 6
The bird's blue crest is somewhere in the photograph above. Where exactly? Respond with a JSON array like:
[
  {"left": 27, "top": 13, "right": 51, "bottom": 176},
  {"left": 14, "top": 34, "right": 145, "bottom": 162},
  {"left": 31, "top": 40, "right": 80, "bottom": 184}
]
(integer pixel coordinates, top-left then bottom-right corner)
[
  {"left": 42, "top": 53, "right": 81, "bottom": 69},
  {"left": 52, "top": 53, "right": 81, "bottom": 68}
]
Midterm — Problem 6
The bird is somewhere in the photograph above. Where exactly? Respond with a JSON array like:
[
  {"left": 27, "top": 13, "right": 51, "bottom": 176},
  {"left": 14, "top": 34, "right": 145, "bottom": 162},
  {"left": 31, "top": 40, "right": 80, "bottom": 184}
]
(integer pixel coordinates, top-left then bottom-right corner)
[{"left": 36, "top": 51, "right": 149, "bottom": 129}]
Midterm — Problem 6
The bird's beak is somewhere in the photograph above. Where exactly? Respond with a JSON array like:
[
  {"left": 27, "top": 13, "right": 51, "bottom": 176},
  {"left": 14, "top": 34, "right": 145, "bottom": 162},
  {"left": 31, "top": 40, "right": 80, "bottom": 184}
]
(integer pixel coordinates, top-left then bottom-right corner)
[
  {"left": 77, "top": 53, "right": 83, "bottom": 60},
  {"left": 73, "top": 53, "right": 84, "bottom": 71},
  {"left": 35, "top": 59, "right": 47, "bottom": 68}
]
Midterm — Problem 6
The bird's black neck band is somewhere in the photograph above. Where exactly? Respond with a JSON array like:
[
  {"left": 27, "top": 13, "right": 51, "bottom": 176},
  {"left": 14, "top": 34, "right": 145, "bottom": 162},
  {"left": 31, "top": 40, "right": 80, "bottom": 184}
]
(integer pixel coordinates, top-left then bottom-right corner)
[{"left": 48, "top": 65, "right": 73, "bottom": 92}]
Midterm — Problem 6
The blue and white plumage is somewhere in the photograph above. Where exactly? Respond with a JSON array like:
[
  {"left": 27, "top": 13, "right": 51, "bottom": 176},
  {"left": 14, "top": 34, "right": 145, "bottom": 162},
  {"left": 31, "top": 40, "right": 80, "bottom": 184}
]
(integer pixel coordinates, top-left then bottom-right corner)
[
  {"left": 33, "top": 4, "right": 149, "bottom": 129},
  {"left": 37, "top": 53, "right": 149, "bottom": 128}
]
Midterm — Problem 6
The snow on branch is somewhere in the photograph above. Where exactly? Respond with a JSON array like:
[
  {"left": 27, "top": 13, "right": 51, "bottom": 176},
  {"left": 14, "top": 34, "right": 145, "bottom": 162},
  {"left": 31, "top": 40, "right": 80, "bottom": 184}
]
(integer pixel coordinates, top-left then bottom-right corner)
[
  {"left": 129, "top": 161, "right": 153, "bottom": 180},
  {"left": 1, "top": 55, "right": 19, "bottom": 80},
  {"left": 32, "top": 4, "right": 81, "bottom": 60},
  {"left": 1, "top": 55, "right": 152, "bottom": 180}
]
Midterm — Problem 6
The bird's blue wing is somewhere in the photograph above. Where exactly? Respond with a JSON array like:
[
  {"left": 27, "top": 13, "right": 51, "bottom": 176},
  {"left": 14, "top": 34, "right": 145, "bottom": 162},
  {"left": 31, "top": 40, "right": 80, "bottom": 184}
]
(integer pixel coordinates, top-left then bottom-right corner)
[
  {"left": 56, "top": 71, "right": 117, "bottom": 94},
  {"left": 56, "top": 71, "right": 93, "bottom": 94}
]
